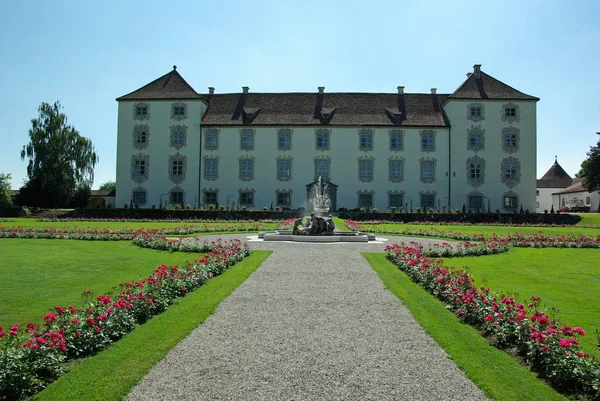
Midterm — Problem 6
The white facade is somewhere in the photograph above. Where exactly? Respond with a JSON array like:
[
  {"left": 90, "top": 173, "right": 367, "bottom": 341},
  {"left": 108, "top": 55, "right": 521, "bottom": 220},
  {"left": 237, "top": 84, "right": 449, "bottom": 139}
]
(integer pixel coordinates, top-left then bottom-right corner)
[
  {"left": 115, "top": 65, "right": 539, "bottom": 212},
  {"left": 537, "top": 188, "right": 558, "bottom": 212}
]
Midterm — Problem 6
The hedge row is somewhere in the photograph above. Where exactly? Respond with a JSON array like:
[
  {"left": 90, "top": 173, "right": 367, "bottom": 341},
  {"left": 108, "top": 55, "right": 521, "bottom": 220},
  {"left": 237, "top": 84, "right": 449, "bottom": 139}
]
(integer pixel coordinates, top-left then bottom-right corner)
[{"left": 67, "top": 208, "right": 303, "bottom": 221}]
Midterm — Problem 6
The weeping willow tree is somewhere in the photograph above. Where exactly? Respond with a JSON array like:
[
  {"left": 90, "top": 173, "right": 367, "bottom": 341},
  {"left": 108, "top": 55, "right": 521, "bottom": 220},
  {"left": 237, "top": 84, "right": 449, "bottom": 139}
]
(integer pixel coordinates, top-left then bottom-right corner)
[{"left": 18, "top": 101, "right": 98, "bottom": 207}]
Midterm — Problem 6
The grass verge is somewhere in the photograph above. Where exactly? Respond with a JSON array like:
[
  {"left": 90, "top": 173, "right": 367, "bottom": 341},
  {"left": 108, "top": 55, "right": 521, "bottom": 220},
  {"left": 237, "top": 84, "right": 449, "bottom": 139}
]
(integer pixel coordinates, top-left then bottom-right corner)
[
  {"left": 363, "top": 252, "right": 567, "bottom": 401},
  {"left": 364, "top": 223, "right": 600, "bottom": 237},
  {"left": 33, "top": 250, "right": 272, "bottom": 401}
]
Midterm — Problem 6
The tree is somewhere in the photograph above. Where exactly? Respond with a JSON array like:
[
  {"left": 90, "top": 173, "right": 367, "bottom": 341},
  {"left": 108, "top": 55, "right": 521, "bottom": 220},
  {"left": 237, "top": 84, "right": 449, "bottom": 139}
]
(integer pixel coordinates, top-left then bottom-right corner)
[
  {"left": 0, "top": 173, "right": 12, "bottom": 205},
  {"left": 98, "top": 180, "right": 116, "bottom": 192},
  {"left": 19, "top": 101, "right": 98, "bottom": 207},
  {"left": 579, "top": 132, "right": 600, "bottom": 211}
]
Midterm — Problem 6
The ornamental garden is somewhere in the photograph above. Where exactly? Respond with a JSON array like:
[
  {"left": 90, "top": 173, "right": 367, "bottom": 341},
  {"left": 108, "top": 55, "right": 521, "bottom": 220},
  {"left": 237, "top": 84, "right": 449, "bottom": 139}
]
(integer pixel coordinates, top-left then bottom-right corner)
[{"left": 0, "top": 213, "right": 599, "bottom": 400}]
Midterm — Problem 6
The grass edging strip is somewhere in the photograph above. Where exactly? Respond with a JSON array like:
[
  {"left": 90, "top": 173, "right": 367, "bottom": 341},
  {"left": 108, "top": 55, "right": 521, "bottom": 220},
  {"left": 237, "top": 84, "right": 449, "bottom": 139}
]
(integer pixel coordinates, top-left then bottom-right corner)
[
  {"left": 362, "top": 252, "right": 567, "bottom": 401},
  {"left": 32, "top": 250, "right": 272, "bottom": 401}
]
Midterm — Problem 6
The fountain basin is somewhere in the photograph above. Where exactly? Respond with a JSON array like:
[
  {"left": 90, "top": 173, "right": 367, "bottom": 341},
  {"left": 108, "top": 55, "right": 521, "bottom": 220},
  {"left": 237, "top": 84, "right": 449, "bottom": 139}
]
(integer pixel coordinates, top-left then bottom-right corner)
[{"left": 258, "top": 231, "right": 376, "bottom": 243}]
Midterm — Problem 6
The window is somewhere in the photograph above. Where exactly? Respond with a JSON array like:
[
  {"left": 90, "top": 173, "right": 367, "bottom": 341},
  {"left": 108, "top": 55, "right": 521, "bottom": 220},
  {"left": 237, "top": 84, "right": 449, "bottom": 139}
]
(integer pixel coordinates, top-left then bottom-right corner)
[
  {"left": 389, "top": 194, "right": 403, "bottom": 208},
  {"left": 586, "top": 196, "right": 591, "bottom": 205},
  {"left": 359, "top": 159, "right": 373, "bottom": 181},
  {"left": 171, "top": 131, "right": 185, "bottom": 145},
  {"left": 504, "top": 162, "right": 518, "bottom": 179},
  {"left": 239, "top": 158, "right": 254, "bottom": 180},
  {"left": 359, "top": 193, "right": 373, "bottom": 207},
  {"left": 389, "top": 160, "right": 404, "bottom": 182},
  {"left": 240, "top": 130, "right": 254, "bottom": 150},
  {"left": 467, "top": 103, "right": 484, "bottom": 122},
  {"left": 536, "top": 190, "right": 540, "bottom": 196},
  {"left": 421, "top": 131, "right": 434, "bottom": 151},
  {"left": 470, "top": 162, "right": 481, "bottom": 179},
  {"left": 316, "top": 130, "right": 330, "bottom": 150},
  {"left": 314, "top": 159, "right": 330, "bottom": 180},
  {"left": 204, "top": 191, "right": 217, "bottom": 205},
  {"left": 134, "top": 160, "right": 145, "bottom": 176},
  {"left": 174, "top": 106, "right": 185, "bottom": 116},
  {"left": 205, "top": 130, "right": 218, "bottom": 149},
  {"left": 469, "top": 132, "right": 483, "bottom": 148},
  {"left": 133, "top": 191, "right": 146, "bottom": 205},
  {"left": 171, "top": 102, "right": 187, "bottom": 120},
  {"left": 239, "top": 192, "right": 254, "bottom": 206},
  {"left": 501, "top": 103, "right": 520, "bottom": 123},
  {"left": 389, "top": 131, "right": 404, "bottom": 150},
  {"left": 469, "top": 195, "right": 483, "bottom": 210},
  {"left": 359, "top": 130, "right": 373, "bottom": 151},
  {"left": 277, "top": 158, "right": 291, "bottom": 180},
  {"left": 171, "top": 191, "right": 184, "bottom": 204},
  {"left": 502, "top": 127, "right": 519, "bottom": 153},
  {"left": 421, "top": 160, "right": 435, "bottom": 182},
  {"left": 172, "top": 160, "right": 183, "bottom": 176},
  {"left": 421, "top": 194, "right": 435, "bottom": 209},
  {"left": 136, "top": 106, "right": 148, "bottom": 117},
  {"left": 504, "top": 195, "right": 518, "bottom": 209},
  {"left": 135, "top": 131, "right": 146, "bottom": 144},
  {"left": 204, "top": 158, "right": 218, "bottom": 179},
  {"left": 504, "top": 133, "right": 517, "bottom": 148},
  {"left": 501, "top": 157, "right": 520, "bottom": 187},
  {"left": 562, "top": 198, "right": 566, "bottom": 207},
  {"left": 470, "top": 106, "right": 482, "bottom": 118},
  {"left": 505, "top": 107, "right": 516, "bottom": 117},
  {"left": 278, "top": 130, "right": 291, "bottom": 150},
  {"left": 277, "top": 192, "right": 291, "bottom": 206}
]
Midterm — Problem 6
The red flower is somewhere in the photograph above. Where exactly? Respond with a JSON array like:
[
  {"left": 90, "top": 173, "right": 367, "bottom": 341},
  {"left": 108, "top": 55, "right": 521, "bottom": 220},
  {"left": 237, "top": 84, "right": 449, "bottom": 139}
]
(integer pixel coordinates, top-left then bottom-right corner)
[
  {"left": 577, "top": 352, "right": 584, "bottom": 358},
  {"left": 541, "top": 346, "right": 550, "bottom": 352},
  {"left": 559, "top": 338, "right": 570, "bottom": 348},
  {"left": 537, "top": 316, "right": 549, "bottom": 325},
  {"left": 94, "top": 326, "right": 100, "bottom": 334},
  {"left": 87, "top": 317, "right": 95, "bottom": 325}
]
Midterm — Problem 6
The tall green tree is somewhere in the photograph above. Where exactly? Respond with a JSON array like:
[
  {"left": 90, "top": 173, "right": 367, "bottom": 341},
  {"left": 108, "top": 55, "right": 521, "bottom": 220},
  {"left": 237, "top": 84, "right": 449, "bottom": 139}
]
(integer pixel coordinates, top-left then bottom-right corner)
[
  {"left": 579, "top": 132, "right": 600, "bottom": 211},
  {"left": 19, "top": 101, "right": 98, "bottom": 207},
  {"left": 0, "top": 173, "right": 12, "bottom": 205},
  {"left": 99, "top": 180, "right": 116, "bottom": 192}
]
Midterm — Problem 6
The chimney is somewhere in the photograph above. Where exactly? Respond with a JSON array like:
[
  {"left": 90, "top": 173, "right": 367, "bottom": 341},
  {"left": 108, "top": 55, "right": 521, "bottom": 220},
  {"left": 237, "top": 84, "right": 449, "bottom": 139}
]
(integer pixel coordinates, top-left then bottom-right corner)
[
  {"left": 397, "top": 86, "right": 404, "bottom": 94},
  {"left": 318, "top": 86, "right": 324, "bottom": 94},
  {"left": 466, "top": 72, "right": 472, "bottom": 78},
  {"left": 430, "top": 88, "right": 437, "bottom": 95},
  {"left": 242, "top": 86, "right": 249, "bottom": 94},
  {"left": 208, "top": 87, "right": 214, "bottom": 95},
  {"left": 473, "top": 64, "right": 481, "bottom": 79}
]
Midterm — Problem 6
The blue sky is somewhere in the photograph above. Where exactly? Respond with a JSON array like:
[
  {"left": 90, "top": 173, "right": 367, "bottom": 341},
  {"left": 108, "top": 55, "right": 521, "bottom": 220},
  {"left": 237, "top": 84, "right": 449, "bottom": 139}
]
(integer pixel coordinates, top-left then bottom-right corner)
[{"left": 1, "top": 0, "right": 599, "bottom": 189}]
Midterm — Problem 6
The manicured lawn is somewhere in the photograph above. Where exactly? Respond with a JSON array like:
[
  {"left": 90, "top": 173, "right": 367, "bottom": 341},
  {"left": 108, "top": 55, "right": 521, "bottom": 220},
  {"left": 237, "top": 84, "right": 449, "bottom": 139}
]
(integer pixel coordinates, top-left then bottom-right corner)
[
  {"left": 364, "top": 253, "right": 567, "bottom": 401},
  {"left": 332, "top": 216, "right": 351, "bottom": 231},
  {"left": 0, "top": 239, "right": 206, "bottom": 327},
  {"left": 359, "top": 222, "right": 600, "bottom": 237},
  {"left": 33, "top": 251, "right": 271, "bottom": 401},
  {"left": 0, "top": 217, "right": 279, "bottom": 230},
  {"left": 445, "top": 248, "right": 600, "bottom": 358},
  {"left": 577, "top": 213, "right": 600, "bottom": 227}
]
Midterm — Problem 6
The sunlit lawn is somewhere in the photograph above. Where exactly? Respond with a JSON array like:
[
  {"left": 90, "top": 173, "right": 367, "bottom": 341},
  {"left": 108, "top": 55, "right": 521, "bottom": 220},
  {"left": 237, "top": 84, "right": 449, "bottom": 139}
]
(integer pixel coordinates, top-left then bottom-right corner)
[
  {"left": 445, "top": 248, "right": 600, "bottom": 358},
  {"left": 576, "top": 213, "right": 600, "bottom": 227},
  {"left": 0, "top": 239, "right": 206, "bottom": 327}
]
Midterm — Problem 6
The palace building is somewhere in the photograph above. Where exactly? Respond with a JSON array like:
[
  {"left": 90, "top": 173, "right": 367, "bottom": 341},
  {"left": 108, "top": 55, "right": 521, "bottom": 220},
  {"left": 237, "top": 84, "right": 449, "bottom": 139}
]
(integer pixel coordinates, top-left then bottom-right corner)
[{"left": 115, "top": 64, "right": 538, "bottom": 211}]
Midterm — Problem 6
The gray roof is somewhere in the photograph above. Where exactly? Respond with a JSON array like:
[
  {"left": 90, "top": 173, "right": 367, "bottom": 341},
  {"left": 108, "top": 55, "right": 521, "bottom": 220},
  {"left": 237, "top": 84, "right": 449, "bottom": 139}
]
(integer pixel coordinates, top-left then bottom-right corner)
[
  {"left": 448, "top": 71, "right": 539, "bottom": 101},
  {"left": 536, "top": 160, "right": 573, "bottom": 188},
  {"left": 552, "top": 178, "right": 589, "bottom": 195},
  {"left": 117, "top": 67, "right": 203, "bottom": 101},
  {"left": 201, "top": 92, "right": 449, "bottom": 127}
]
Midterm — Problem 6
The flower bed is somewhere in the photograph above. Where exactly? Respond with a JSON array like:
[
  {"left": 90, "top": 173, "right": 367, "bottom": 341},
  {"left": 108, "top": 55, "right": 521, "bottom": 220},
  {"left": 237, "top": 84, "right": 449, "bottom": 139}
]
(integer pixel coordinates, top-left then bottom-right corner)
[
  {"left": 385, "top": 244, "right": 600, "bottom": 399},
  {"left": 396, "top": 240, "right": 510, "bottom": 258},
  {"left": 0, "top": 223, "right": 274, "bottom": 241},
  {"left": 346, "top": 220, "right": 600, "bottom": 248},
  {"left": 0, "top": 239, "right": 250, "bottom": 400},
  {"left": 346, "top": 218, "right": 598, "bottom": 229}
]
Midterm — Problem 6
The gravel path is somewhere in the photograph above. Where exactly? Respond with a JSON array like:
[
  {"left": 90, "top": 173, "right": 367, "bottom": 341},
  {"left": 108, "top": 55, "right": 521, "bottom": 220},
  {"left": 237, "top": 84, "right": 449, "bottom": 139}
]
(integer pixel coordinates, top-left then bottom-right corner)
[{"left": 127, "top": 235, "right": 487, "bottom": 400}]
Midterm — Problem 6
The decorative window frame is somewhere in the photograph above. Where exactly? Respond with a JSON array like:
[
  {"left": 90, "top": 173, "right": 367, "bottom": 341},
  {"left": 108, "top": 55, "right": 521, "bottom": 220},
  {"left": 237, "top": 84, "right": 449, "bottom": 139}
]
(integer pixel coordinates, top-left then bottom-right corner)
[
  {"left": 419, "top": 190, "right": 437, "bottom": 210},
  {"left": 276, "top": 156, "right": 293, "bottom": 181},
  {"left": 388, "top": 156, "right": 405, "bottom": 183},
  {"left": 130, "top": 153, "right": 150, "bottom": 184},
  {"left": 387, "top": 190, "right": 405, "bottom": 210},
  {"left": 131, "top": 186, "right": 147, "bottom": 207},
  {"left": 467, "top": 190, "right": 484, "bottom": 212},
  {"left": 168, "top": 153, "right": 187, "bottom": 184},
  {"left": 467, "top": 102, "right": 485, "bottom": 122},
  {"left": 501, "top": 157, "right": 521, "bottom": 188},
  {"left": 357, "top": 189, "right": 375, "bottom": 208},
  {"left": 240, "top": 129, "right": 255, "bottom": 151},
  {"left": 133, "top": 102, "right": 150, "bottom": 120},
  {"left": 275, "top": 188, "right": 293, "bottom": 207},
  {"left": 132, "top": 124, "right": 150, "bottom": 150},
  {"left": 502, "top": 127, "right": 520, "bottom": 154},
  {"left": 314, "top": 156, "right": 331, "bottom": 180},
  {"left": 169, "top": 186, "right": 186, "bottom": 206},
  {"left": 277, "top": 129, "right": 293, "bottom": 151},
  {"left": 202, "top": 188, "right": 219, "bottom": 206},
  {"left": 419, "top": 157, "right": 436, "bottom": 183},
  {"left": 358, "top": 129, "right": 374, "bottom": 151},
  {"left": 501, "top": 102, "right": 520, "bottom": 124},
  {"left": 204, "top": 129, "right": 219, "bottom": 150},
  {"left": 466, "top": 125, "right": 485, "bottom": 152},
  {"left": 170, "top": 102, "right": 187, "bottom": 121},
  {"left": 315, "top": 129, "right": 331, "bottom": 150},
  {"left": 502, "top": 191, "right": 519, "bottom": 211},
  {"left": 169, "top": 124, "right": 188, "bottom": 150},
  {"left": 357, "top": 156, "right": 375, "bottom": 182},
  {"left": 388, "top": 129, "right": 405, "bottom": 151},
  {"left": 239, "top": 156, "right": 255, "bottom": 181},
  {"left": 238, "top": 188, "right": 256, "bottom": 208},
  {"left": 203, "top": 156, "right": 219, "bottom": 181},
  {"left": 420, "top": 130, "right": 436, "bottom": 152},
  {"left": 466, "top": 155, "right": 485, "bottom": 187}
]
